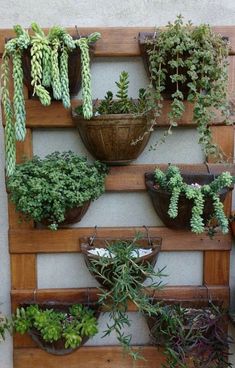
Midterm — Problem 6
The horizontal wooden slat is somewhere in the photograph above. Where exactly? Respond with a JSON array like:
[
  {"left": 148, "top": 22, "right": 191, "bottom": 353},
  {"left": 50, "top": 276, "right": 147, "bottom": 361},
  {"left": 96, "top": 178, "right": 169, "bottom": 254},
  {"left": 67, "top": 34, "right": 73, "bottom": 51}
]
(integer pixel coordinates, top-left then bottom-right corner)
[
  {"left": 106, "top": 163, "right": 235, "bottom": 191},
  {"left": 2, "top": 98, "right": 233, "bottom": 128},
  {"left": 9, "top": 227, "right": 232, "bottom": 253},
  {"left": 14, "top": 346, "right": 165, "bottom": 368},
  {"left": 1, "top": 26, "right": 235, "bottom": 57}
]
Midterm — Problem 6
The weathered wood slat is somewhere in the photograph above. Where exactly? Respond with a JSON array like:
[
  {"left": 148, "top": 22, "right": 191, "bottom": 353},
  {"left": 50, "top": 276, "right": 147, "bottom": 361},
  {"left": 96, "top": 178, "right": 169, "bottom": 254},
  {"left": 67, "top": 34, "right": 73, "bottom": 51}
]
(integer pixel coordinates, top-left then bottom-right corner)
[
  {"left": 9, "top": 227, "right": 231, "bottom": 254},
  {"left": 1, "top": 26, "right": 235, "bottom": 56},
  {"left": 11, "top": 255, "right": 37, "bottom": 290},
  {"left": 14, "top": 346, "right": 164, "bottom": 368}
]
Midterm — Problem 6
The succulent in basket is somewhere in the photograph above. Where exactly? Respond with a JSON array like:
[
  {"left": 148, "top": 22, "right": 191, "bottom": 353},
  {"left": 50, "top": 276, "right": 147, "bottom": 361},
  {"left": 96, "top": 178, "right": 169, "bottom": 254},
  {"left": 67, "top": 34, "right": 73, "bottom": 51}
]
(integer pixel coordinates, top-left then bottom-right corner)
[
  {"left": 72, "top": 71, "right": 152, "bottom": 165},
  {"left": 148, "top": 302, "right": 232, "bottom": 368},
  {"left": 7, "top": 151, "right": 108, "bottom": 230},
  {"left": 139, "top": 15, "right": 230, "bottom": 160},
  {"left": 13, "top": 303, "right": 99, "bottom": 354},
  {"left": 145, "top": 165, "right": 234, "bottom": 234},
  {"left": 1, "top": 23, "right": 100, "bottom": 176},
  {"left": 81, "top": 233, "right": 165, "bottom": 360}
]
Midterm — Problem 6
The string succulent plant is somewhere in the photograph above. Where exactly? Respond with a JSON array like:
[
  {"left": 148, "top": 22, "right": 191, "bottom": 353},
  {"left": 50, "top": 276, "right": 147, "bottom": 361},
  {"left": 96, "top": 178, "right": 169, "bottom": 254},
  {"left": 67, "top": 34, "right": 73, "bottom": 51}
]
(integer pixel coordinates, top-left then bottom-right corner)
[
  {"left": 154, "top": 165, "right": 233, "bottom": 234},
  {"left": 84, "top": 234, "right": 165, "bottom": 360},
  {"left": 1, "top": 23, "right": 100, "bottom": 176},
  {"left": 75, "top": 71, "right": 148, "bottom": 116},
  {"left": 141, "top": 15, "right": 230, "bottom": 160}
]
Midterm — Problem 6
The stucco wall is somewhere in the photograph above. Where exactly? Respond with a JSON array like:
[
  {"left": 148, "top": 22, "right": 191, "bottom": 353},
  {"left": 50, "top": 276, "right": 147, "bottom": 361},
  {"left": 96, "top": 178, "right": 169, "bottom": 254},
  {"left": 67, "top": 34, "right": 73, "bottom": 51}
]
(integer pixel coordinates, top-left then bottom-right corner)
[{"left": 0, "top": 1, "right": 235, "bottom": 367}]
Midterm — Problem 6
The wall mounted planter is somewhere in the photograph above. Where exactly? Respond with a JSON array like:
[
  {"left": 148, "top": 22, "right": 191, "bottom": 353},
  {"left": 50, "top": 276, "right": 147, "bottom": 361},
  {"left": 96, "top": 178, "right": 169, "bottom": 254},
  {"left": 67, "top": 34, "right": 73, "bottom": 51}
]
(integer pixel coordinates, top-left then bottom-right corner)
[
  {"left": 72, "top": 113, "right": 151, "bottom": 165},
  {"left": 145, "top": 171, "right": 230, "bottom": 230},
  {"left": 80, "top": 236, "right": 162, "bottom": 288}
]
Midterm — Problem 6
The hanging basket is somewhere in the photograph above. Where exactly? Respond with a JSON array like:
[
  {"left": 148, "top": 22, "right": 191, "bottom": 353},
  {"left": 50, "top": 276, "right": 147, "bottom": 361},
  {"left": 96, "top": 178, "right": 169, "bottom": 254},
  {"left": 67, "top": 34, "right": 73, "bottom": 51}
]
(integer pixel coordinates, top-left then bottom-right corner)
[
  {"left": 72, "top": 112, "right": 151, "bottom": 165},
  {"left": 80, "top": 235, "right": 162, "bottom": 288},
  {"left": 41, "top": 200, "right": 90, "bottom": 227},
  {"left": 20, "top": 301, "right": 100, "bottom": 355},
  {"left": 145, "top": 171, "right": 230, "bottom": 230},
  {"left": 21, "top": 37, "right": 95, "bottom": 97}
]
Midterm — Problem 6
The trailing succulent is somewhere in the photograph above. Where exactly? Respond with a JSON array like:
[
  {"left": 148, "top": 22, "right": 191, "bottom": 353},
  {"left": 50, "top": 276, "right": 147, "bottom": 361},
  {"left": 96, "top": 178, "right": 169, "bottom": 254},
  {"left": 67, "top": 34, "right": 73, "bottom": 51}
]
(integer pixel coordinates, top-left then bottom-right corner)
[
  {"left": 75, "top": 71, "right": 148, "bottom": 117},
  {"left": 154, "top": 165, "right": 233, "bottom": 234},
  {"left": 149, "top": 303, "right": 232, "bottom": 368},
  {"left": 1, "top": 23, "right": 100, "bottom": 176},
  {"left": 86, "top": 234, "right": 165, "bottom": 360},
  {"left": 13, "top": 304, "right": 98, "bottom": 349},
  {"left": 7, "top": 151, "right": 108, "bottom": 230},
  {"left": 143, "top": 15, "right": 230, "bottom": 159}
]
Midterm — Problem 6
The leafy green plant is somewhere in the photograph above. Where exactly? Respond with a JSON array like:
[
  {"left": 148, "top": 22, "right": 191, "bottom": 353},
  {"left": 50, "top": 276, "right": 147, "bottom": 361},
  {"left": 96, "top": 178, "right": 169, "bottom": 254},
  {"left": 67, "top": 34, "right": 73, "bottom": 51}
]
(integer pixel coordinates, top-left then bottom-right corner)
[
  {"left": 75, "top": 71, "right": 148, "bottom": 116},
  {"left": 85, "top": 234, "right": 165, "bottom": 360},
  {"left": 154, "top": 165, "right": 233, "bottom": 234},
  {"left": 149, "top": 303, "right": 232, "bottom": 368},
  {"left": 7, "top": 151, "right": 108, "bottom": 230},
  {"left": 1, "top": 23, "right": 100, "bottom": 176},
  {"left": 141, "top": 15, "right": 230, "bottom": 160},
  {"left": 13, "top": 303, "right": 98, "bottom": 349},
  {"left": 0, "top": 312, "right": 10, "bottom": 342}
]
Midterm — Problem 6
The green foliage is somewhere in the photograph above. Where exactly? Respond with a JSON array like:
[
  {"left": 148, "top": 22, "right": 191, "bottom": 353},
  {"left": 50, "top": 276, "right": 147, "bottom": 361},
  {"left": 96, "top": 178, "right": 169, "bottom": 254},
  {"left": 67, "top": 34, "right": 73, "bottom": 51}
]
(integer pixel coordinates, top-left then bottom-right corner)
[
  {"left": 75, "top": 71, "right": 148, "bottom": 117},
  {"left": 0, "top": 313, "right": 11, "bottom": 342},
  {"left": 154, "top": 165, "right": 233, "bottom": 234},
  {"left": 150, "top": 303, "right": 232, "bottom": 368},
  {"left": 13, "top": 304, "right": 98, "bottom": 349},
  {"left": 1, "top": 24, "right": 101, "bottom": 176},
  {"left": 7, "top": 151, "right": 108, "bottom": 230},
  {"left": 87, "top": 234, "right": 165, "bottom": 359},
  {"left": 145, "top": 15, "right": 230, "bottom": 160}
]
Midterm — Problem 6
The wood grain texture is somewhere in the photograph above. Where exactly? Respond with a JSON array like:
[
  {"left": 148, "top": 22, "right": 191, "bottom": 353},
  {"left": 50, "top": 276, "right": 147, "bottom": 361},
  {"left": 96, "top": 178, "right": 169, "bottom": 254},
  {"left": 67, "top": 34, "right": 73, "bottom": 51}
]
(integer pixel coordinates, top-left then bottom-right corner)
[
  {"left": 1, "top": 26, "right": 235, "bottom": 56},
  {"left": 204, "top": 251, "right": 230, "bottom": 285},
  {"left": 14, "top": 346, "right": 165, "bottom": 368},
  {"left": 11, "top": 254, "right": 37, "bottom": 290},
  {"left": 9, "top": 227, "right": 232, "bottom": 253}
]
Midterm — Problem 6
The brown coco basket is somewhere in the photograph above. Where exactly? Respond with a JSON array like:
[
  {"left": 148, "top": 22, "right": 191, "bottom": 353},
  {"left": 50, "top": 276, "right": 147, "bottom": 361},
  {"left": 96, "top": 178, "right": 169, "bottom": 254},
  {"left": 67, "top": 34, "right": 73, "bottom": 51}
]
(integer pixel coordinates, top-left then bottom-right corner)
[
  {"left": 41, "top": 200, "right": 90, "bottom": 227},
  {"left": 20, "top": 301, "right": 100, "bottom": 356},
  {"left": 72, "top": 112, "right": 151, "bottom": 165},
  {"left": 80, "top": 235, "right": 162, "bottom": 288},
  {"left": 21, "top": 37, "right": 95, "bottom": 97},
  {"left": 145, "top": 171, "right": 230, "bottom": 230}
]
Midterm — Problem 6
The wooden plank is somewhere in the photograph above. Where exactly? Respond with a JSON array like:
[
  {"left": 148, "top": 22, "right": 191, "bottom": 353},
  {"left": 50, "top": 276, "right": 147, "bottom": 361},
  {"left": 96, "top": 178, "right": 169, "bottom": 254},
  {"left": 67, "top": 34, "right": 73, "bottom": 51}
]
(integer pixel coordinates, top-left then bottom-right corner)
[
  {"left": 105, "top": 163, "right": 235, "bottom": 192},
  {"left": 9, "top": 227, "right": 232, "bottom": 254},
  {"left": 11, "top": 254, "right": 37, "bottom": 290},
  {"left": 2, "top": 98, "right": 234, "bottom": 128},
  {"left": 204, "top": 251, "right": 230, "bottom": 285},
  {"left": 14, "top": 346, "right": 165, "bottom": 368},
  {"left": 1, "top": 26, "right": 235, "bottom": 57}
]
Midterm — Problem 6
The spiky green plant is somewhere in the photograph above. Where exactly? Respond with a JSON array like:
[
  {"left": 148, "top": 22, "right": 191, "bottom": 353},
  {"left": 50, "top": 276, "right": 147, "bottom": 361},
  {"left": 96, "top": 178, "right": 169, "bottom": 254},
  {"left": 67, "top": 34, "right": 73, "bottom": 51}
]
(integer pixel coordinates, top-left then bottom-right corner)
[
  {"left": 1, "top": 23, "right": 100, "bottom": 176},
  {"left": 154, "top": 165, "right": 234, "bottom": 234}
]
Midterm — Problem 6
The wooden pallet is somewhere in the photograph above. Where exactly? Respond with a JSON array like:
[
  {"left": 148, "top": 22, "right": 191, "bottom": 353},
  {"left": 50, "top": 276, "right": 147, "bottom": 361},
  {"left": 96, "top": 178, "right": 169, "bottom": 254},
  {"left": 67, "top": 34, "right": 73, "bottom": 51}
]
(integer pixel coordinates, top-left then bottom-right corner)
[{"left": 1, "top": 26, "right": 235, "bottom": 368}]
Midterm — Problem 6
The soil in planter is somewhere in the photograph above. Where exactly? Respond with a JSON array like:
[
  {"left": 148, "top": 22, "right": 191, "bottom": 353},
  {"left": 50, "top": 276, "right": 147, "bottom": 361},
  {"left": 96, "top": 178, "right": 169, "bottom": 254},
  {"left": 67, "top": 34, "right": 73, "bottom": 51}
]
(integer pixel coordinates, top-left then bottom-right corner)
[
  {"left": 80, "top": 237, "right": 162, "bottom": 288},
  {"left": 145, "top": 172, "right": 230, "bottom": 230},
  {"left": 73, "top": 113, "right": 151, "bottom": 165}
]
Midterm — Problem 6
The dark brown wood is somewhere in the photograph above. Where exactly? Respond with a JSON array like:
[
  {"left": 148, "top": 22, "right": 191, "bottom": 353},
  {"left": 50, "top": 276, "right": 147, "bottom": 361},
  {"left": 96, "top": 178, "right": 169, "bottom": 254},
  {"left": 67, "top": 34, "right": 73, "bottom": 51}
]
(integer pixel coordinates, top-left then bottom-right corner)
[
  {"left": 73, "top": 113, "right": 151, "bottom": 164},
  {"left": 9, "top": 227, "right": 232, "bottom": 254},
  {"left": 1, "top": 27, "right": 235, "bottom": 57}
]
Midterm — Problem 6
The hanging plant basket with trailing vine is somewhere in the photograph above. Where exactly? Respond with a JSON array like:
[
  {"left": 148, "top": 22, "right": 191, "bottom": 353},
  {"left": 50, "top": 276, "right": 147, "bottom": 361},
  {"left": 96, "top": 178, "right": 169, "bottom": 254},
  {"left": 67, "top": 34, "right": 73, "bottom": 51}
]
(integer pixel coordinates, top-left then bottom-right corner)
[
  {"left": 12, "top": 302, "right": 100, "bottom": 355},
  {"left": 138, "top": 16, "right": 230, "bottom": 158},
  {"left": 72, "top": 71, "right": 152, "bottom": 165},
  {"left": 1, "top": 23, "right": 100, "bottom": 177},
  {"left": 145, "top": 165, "right": 234, "bottom": 234}
]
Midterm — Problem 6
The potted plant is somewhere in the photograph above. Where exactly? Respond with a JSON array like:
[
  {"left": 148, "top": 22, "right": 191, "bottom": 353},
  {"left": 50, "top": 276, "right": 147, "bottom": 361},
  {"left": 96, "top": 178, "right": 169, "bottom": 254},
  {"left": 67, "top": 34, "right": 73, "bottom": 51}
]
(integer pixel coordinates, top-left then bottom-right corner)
[
  {"left": 7, "top": 151, "right": 108, "bottom": 230},
  {"left": 1, "top": 23, "right": 100, "bottom": 176},
  {"left": 138, "top": 15, "right": 230, "bottom": 159},
  {"left": 229, "top": 211, "right": 235, "bottom": 237},
  {"left": 12, "top": 302, "right": 99, "bottom": 355},
  {"left": 81, "top": 233, "right": 164, "bottom": 359},
  {"left": 147, "top": 302, "right": 232, "bottom": 368},
  {"left": 72, "top": 71, "right": 152, "bottom": 165},
  {"left": 145, "top": 165, "right": 234, "bottom": 234}
]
